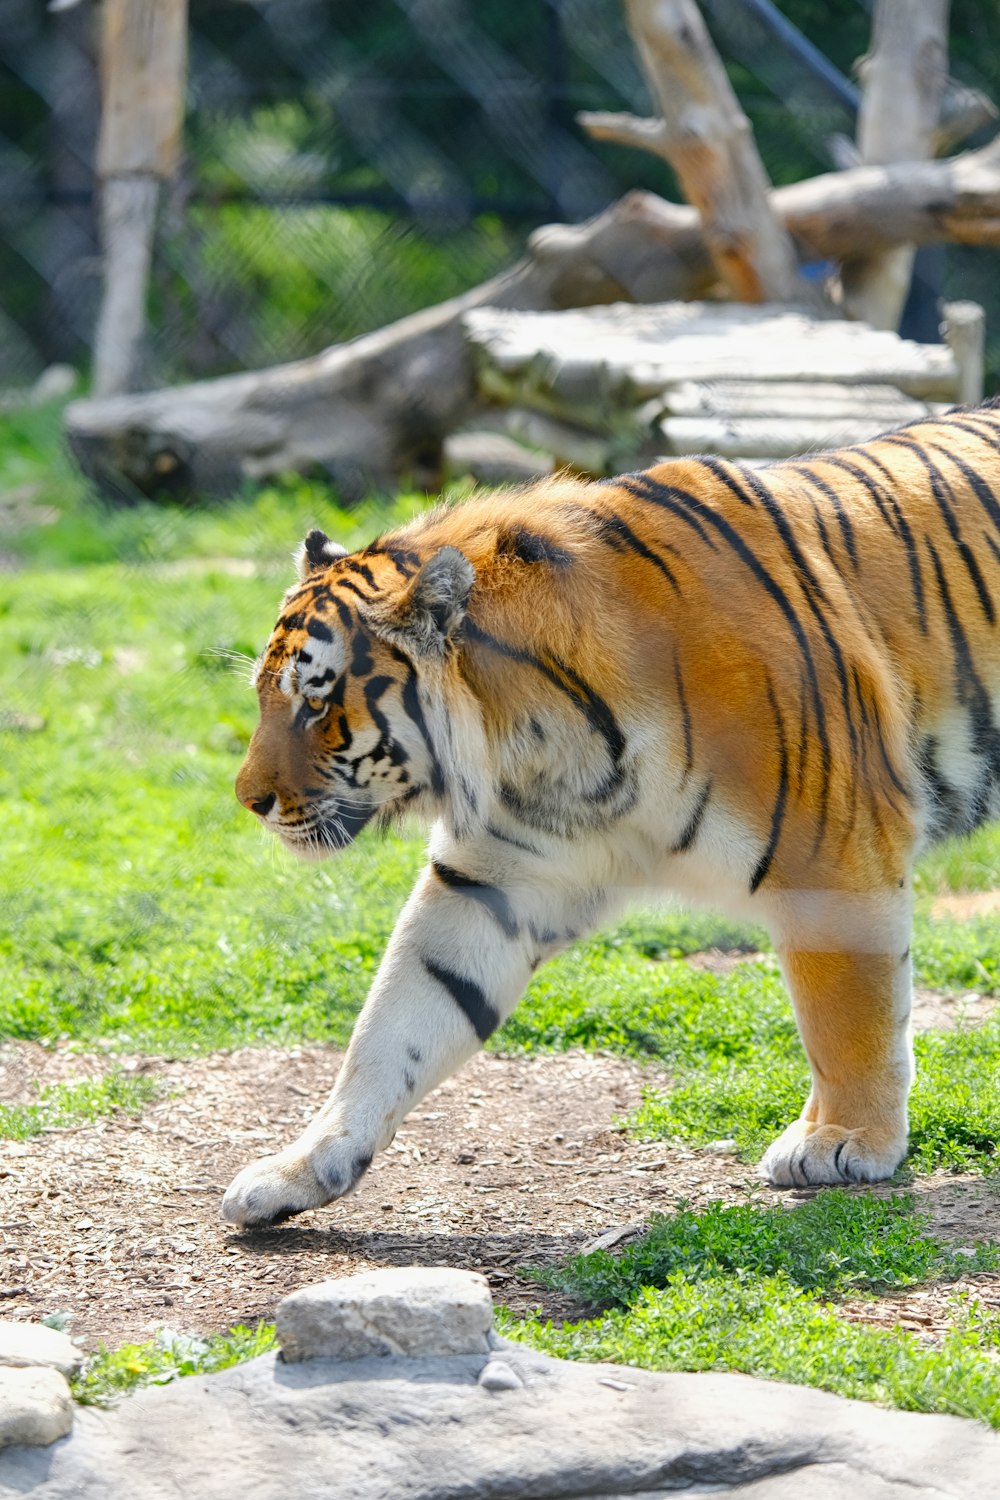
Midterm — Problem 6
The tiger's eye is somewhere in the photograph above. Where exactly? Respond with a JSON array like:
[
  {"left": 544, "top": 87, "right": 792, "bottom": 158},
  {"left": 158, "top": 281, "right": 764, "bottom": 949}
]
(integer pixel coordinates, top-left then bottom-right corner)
[{"left": 305, "top": 695, "right": 326, "bottom": 714}]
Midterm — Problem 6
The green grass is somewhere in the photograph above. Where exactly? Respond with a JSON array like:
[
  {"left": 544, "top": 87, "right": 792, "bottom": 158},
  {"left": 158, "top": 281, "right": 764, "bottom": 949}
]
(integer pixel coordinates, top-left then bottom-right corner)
[
  {"left": 504, "top": 1193, "right": 1000, "bottom": 1428},
  {"left": 530, "top": 1192, "right": 1000, "bottom": 1308},
  {"left": 71, "top": 1323, "right": 277, "bottom": 1406},
  {"left": 0, "top": 1071, "right": 160, "bottom": 1140},
  {"left": 629, "top": 1009, "right": 1000, "bottom": 1175},
  {"left": 504, "top": 1276, "right": 1000, "bottom": 1428}
]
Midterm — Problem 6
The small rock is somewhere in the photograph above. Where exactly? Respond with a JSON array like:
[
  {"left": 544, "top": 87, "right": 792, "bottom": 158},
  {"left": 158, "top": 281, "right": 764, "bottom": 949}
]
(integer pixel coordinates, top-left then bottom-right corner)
[
  {"left": 0, "top": 1320, "right": 82, "bottom": 1377},
  {"left": 0, "top": 1366, "right": 73, "bottom": 1449},
  {"left": 477, "top": 1360, "right": 523, "bottom": 1392},
  {"left": 276, "top": 1267, "right": 493, "bottom": 1362},
  {"left": 699, "top": 1138, "right": 738, "bottom": 1154}
]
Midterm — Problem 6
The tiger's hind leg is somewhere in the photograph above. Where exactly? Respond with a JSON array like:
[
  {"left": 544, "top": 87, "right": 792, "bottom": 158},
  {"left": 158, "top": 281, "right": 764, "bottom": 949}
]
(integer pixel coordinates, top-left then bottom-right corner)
[{"left": 760, "top": 893, "right": 914, "bottom": 1187}]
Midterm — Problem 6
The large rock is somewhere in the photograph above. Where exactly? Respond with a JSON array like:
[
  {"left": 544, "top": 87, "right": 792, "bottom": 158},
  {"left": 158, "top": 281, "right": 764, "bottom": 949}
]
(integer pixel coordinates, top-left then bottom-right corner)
[
  {"left": 275, "top": 1266, "right": 493, "bottom": 1361},
  {"left": 1, "top": 1341, "right": 998, "bottom": 1498},
  {"left": 0, "top": 1367, "right": 73, "bottom": 1451},
  {"left": 0, "top": 1321, "right": 82, "bottom": 1378}
]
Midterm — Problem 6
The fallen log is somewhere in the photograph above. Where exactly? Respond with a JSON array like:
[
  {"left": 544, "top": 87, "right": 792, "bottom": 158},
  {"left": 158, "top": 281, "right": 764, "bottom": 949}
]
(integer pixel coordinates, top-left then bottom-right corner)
[{"left": 65, "top": 140, "right": 1000, "bottom": 499}]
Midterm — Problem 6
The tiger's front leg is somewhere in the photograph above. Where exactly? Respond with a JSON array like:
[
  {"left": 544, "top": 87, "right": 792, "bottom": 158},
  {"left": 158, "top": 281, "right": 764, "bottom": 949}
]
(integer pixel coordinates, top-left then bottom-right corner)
[
  {"left": 221, "top": 859, "right": 570, "bottom": 1229},
  {"left": 759, "top": 887, "right": 914, "bottom": 1187}
]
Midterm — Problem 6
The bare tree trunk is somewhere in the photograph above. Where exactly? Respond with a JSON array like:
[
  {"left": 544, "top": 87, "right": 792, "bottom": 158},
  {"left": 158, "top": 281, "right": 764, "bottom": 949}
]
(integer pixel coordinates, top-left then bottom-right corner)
[
  {"left": 841, "top": 0, "right": 949, "bottom": 328},
  {"left": 92, "top": 0, "right": 187, "bottom": 395},
  {"left": 616, "top": 0, "right": 803, "bottom": 302}
]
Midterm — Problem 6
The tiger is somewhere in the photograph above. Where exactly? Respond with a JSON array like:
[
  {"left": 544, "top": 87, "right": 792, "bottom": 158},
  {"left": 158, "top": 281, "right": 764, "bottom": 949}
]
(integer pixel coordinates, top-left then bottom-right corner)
[{"left": 222, "top": 397, "right": 1000, "bottom": 1229}]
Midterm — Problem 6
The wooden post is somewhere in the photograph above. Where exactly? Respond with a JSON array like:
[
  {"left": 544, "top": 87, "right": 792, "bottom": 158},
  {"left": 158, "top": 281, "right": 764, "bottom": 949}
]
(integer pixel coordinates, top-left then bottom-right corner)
[
  {"left": 92, "top": 0, "right": 187, "bottom": 396},
  {"left": 942, "top": 300, "right": 984, "bottom": 406},
  {"left": 841, "top": 0, "right": 949, "bottom": 329},
  {"left": 619, "top": 0, "right": 803, "bottom": 303}
]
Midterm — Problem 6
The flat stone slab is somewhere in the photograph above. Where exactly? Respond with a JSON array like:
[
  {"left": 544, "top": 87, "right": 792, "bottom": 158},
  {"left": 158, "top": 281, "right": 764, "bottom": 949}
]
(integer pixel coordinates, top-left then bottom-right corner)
[
  {"left": 276, "top": 1266, "right": 493, "bottom": 1361},
  {"left": 0, "top": 1367, "right": 73, "bottom": 1451},
  {"left": 466, "top": 301, "right": 961, "bottom": 404},
  {"left": 2, "top": 1342, "right": 999, "bottom": 1499},
  {"left": 0, "top": 1321, "right": 82, "bottom": 1378}
]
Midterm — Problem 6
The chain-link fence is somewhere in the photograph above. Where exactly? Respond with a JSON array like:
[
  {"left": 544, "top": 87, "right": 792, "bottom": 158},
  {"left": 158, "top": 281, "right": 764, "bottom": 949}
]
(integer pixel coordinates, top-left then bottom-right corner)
[{"left": 3, "top": 0, "right": 999, "bottom": 393}]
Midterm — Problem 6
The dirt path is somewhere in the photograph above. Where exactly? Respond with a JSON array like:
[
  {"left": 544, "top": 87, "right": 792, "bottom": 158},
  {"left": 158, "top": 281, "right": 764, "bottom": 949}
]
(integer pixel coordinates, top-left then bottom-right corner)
[{"left": 2, "top": 1032, "right": 999, "bottom": 1353}]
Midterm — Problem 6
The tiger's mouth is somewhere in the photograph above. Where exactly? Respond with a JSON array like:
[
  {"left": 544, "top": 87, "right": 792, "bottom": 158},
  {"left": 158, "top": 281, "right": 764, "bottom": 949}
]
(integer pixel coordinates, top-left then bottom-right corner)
[{"left": 279, "top": 800, "right": 376, "bottom": 859}]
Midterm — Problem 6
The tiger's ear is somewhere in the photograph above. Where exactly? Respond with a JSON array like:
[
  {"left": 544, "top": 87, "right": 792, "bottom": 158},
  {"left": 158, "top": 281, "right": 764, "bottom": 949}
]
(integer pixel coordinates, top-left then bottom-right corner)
[
  {"left": 367, "top": 546, "right": 474, "bottom": 657},
  {"left": 295, "top": 528, "right": 348, "bottom": 580}
]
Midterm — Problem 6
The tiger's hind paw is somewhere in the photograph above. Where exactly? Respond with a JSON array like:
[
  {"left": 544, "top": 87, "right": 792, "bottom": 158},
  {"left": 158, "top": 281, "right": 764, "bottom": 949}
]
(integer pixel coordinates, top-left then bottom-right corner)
[{"left": 759, "top": 1119, "right": 907, "bottom": 1188}]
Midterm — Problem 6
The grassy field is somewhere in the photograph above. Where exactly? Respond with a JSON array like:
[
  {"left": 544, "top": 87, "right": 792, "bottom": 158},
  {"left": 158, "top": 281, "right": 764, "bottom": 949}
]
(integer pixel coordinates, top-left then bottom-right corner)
[{"left": 3, "top": 402, "right": 1000, "bottom": 1417}]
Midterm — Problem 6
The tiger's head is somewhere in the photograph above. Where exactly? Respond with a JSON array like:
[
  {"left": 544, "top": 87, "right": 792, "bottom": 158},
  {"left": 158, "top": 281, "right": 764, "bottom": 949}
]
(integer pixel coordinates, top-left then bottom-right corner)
[{"left": 235, "top": 527, "right": 479, "bottom": 857}]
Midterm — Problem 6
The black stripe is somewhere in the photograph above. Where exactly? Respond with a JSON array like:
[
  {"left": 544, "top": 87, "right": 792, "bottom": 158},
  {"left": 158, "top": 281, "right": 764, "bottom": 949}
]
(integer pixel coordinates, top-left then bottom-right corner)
[
  {"left": 423, "top": 957, "right": 499, "bottom": 1042},
  {"left": 788, "top": 465, "right": 859, "bottom": 569},
  {"left": 820, "top": 453, "right": 900, "bottom": 538},
  {"left": 925, "top": 534, "right": 1000, "bottom": 764},
  {"left": 928, "top": 436, "right": 1000, "bottom": 541},
  {"left": 750, "top": 678, "right": 790, "bottom": 894},
  {"left": 820, "top": 453, "right": 927, "bottom": 634},
  {"left": 743, "top": 466, "right": 861, "bottom": 797},
  {"left": 621, "top": 473, "right": 833, "bottom": 850},
  {"left": 917, "top": 734, "right": 963, "bottom": 837},
  {"left": 616, "top": 473, "right": 719, "bottom": 549},
  {"left": 673, "top": 654, "right": 694, "bottom": 777},
  {"left": 343, "top": 559, "right": 377, "bottom": 586},
  {"left": 671, "top": 780, "right": 711, "bottom": 853},
  {"left": 400, "top": 668, "right": 445, "bottom": 796},
  {"left": 736, "top": 464, "right": 832, "bottom": 606},
  {"left": 351, "top": 631, "right": 374, "bottom": 675},
  {"left": 881, "top": 436, "right": 996, "bottom": 625},
  {"left": 590, "top": 509, "right": 681, "bottom": 594},
  {"left": 496, "top": 527, "right": 573, "bottom": 568},
  {"left": 307, "top": 617, "right": 333, "bottom": 642},
  {"left": 694, "top": 456, "right": 755, "bottom": 507},
  {"left": 464, "top": 620, "right": 627, "bottom": 800},
  {"left": 363, "top": 541, "right": 420, "bottom": 578},
  {"left": 337, "top": 578, "right": 377, "bottom": 603},
  {"left": 485, "top": 821, "right": 543, "bottom": 855},
  {"left": 867, "top": 694, "right": 910, "bottom": 807},
  {"left": 432, "top": 861, "right": 519, "bottom": 938}
]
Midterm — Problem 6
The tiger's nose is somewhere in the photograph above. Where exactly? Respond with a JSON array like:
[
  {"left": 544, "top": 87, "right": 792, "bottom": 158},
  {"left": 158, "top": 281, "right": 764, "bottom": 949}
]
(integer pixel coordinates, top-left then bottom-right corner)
[{"left": 238, "top": 788, "right": 276, "bottom": 819}]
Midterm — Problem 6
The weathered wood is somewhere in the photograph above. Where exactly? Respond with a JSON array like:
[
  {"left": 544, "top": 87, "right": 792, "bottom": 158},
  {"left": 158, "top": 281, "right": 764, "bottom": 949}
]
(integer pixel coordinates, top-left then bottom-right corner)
[
  {"left": 466, "top": 303, "right": 960, "bottom": 421},
  {"left": 68, "top": 272, "right": 529, "bottom": 500},
  {"left": 67, "top": 143, "right": 1000, "bottom": 498},
  {"left": 657, "top": 414, "right": 933, "bottom": 460},
  {"left": 97, "top": 0, "right": 187, "bottom": 179},
  {"left": 660, "top": 379, "right": 941, "bottom": 422},
  {"left": 92, "top": 178, "right": 159, "bottom": 399},
  {"left": 936, "top": 81, "right": 997, "bottom": 156},
  {"left": 92, "top": 0, "right": 188, "bottom": 397},
  {"left": 942, "top": 299, "right": 984, "bottom": 405},
  {"left": 528, "top": 139, "right": 1000, "bottom": 311},
  {"left": 582, "top": 79, "right": 996, "bottom": 170},
  {"left": 842, "top": 0, "right": 949, "bottom": 328},
  {"left": 621, "top": 0, "right": 802, "bottom": 303}
]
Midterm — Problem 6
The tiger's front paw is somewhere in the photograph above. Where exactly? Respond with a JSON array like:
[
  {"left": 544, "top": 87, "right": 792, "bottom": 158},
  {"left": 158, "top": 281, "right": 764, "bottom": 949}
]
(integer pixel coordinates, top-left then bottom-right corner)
[
  {"left": 221, "top": 1151, "right": 332, "bottom": 1229},
  {"left": 759, "top": 1118, "right": 907, "bottom": 1188}
]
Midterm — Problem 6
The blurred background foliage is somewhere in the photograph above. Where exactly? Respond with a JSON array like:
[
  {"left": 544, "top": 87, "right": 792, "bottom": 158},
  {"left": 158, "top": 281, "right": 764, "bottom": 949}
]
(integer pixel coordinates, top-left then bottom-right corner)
[{"left": 2, "top": 0, "right": 1000, "bottom": 392}]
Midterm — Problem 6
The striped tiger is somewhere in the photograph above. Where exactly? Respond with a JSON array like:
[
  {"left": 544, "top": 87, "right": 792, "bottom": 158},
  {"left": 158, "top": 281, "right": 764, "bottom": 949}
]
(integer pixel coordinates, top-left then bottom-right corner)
[{"left": 222, "top": 398, "right": 1000, "bottom": 1228}]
